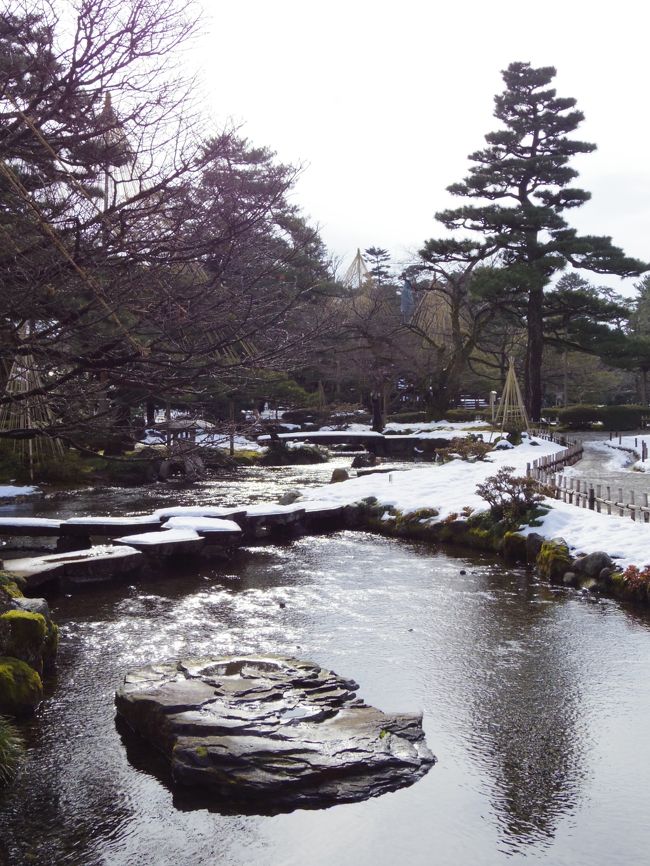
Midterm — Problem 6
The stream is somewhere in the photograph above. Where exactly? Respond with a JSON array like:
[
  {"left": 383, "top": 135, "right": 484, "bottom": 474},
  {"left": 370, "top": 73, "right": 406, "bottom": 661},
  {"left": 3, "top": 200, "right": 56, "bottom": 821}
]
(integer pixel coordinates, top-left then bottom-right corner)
[{"left": 2, "top": 461, "right": 650, "bottom": 865}]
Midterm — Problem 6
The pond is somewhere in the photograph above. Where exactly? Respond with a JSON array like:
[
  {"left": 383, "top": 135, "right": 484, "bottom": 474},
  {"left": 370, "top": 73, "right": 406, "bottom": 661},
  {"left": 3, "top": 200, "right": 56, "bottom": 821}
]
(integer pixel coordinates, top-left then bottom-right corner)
[{"left": 2, "top": 468, "right": 650, "bottom": 865}]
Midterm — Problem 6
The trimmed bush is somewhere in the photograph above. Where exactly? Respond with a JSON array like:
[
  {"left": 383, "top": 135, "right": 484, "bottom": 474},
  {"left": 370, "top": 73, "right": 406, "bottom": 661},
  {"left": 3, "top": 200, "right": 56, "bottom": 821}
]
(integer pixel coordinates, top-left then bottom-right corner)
[
  {"left": 556, "top": 404, "right": 647, "bottom": 431},
  {"left": 444, "top": 408, "right": 490, "bottom": 422},
  {"left": 387, "top": 411, "right": 427, "bottom": 424}
]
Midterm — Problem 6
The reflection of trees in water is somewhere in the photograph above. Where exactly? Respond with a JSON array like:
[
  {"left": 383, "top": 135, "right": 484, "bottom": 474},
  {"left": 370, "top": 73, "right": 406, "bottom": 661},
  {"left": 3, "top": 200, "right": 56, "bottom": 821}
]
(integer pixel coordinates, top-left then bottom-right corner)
[{"left": 465, "top": 572, "right": 587, "bottom": 851}]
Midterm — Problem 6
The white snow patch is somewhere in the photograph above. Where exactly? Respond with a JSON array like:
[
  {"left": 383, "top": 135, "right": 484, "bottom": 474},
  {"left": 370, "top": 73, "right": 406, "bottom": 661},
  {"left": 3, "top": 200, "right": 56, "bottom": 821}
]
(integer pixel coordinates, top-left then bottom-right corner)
[
  {"left": 115, "top": 529, "right": 201, "bottom": 544},
  {"left": 162, "top": 516, "right": 241, "bottom": 533},
  {"left": 0, "top": 485, "right": 40, "bottom": 498}
]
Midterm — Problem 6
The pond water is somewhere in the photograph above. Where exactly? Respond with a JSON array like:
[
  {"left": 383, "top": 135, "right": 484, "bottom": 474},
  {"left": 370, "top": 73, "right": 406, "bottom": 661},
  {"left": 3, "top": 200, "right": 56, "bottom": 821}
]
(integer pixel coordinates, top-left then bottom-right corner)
[{"left": 3, "top": 466, "right": 650, "bottom": 865}]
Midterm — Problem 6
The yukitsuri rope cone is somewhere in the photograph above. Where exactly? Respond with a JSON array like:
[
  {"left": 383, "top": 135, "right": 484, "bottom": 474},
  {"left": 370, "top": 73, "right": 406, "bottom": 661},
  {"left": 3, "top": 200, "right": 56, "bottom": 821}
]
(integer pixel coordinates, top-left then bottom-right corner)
[{"left": 494, "top": 357, "right": 531, "bottom": 435}]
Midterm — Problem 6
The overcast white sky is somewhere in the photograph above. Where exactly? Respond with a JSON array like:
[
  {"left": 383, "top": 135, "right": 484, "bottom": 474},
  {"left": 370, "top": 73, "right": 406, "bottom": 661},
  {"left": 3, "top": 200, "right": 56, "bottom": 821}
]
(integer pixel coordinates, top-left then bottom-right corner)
[{"left": 194, "top": 0, "right": 648, "bottom": 289}]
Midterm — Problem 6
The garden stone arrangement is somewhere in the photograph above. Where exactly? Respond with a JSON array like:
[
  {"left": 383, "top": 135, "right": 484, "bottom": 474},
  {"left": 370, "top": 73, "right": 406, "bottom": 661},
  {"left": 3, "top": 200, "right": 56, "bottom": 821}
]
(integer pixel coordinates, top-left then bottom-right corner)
[{"left": 115, "top": 654, "right": 435, "bottom": 813}]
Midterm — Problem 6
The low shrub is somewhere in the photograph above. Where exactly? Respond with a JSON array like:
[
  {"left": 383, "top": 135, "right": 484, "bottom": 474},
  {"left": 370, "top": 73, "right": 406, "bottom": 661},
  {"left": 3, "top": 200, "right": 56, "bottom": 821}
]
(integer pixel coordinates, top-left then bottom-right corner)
[
  {"left": 618, "top": 564, "right": 650, "bottom": 599},
  {"left": 437, "top": 437, "right": 492, "bottom": 463},
  {"left": 476, "top": 466, "right": 549, "bottom": 525}
]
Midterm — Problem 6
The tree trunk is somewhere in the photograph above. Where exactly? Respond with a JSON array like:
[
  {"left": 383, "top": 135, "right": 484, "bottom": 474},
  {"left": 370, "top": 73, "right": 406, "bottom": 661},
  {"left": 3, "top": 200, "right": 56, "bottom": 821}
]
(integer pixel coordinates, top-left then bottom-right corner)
[
  {"left": 525, "top": 285, "right": 544, "bottom": 421},
  {"left": 370, "top": 391, "right": 384, "bottom": 432}
]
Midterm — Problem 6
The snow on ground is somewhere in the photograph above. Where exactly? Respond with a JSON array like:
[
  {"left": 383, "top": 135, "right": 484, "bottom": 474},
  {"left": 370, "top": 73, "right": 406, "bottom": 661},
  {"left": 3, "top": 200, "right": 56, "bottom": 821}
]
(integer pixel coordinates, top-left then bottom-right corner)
[
  {"left": 601, "top": 435, "right": 650, "bottom": 473},
  {"left": 299, "top": 431, "right": 650, "bottom": 570},
  {"left": 565, "top": 439, "right": 634, "bottom": 474},
  {"left": 0, "top": 485, "right": 40, "bottom": 499}
]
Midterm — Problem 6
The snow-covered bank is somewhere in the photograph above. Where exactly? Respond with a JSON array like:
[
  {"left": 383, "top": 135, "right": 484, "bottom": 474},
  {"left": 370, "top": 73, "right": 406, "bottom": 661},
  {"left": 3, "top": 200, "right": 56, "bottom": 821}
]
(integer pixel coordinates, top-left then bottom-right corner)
[
  {"left": 601, "top": 435, "right": 650, "bottom": 473},
  {"left": 300, "top": 434, "right": 650, "bottom": 570},
  {"left": 0, "top": 485, "right": 40, "bottom": 501}
]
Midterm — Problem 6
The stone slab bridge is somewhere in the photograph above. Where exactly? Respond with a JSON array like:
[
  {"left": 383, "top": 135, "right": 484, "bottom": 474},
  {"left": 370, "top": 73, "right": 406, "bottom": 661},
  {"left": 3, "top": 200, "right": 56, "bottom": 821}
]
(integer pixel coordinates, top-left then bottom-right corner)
[
  {"left": 0, "top": 503, "right": 344, "bottom": 592},
  {"left": 257, "top": 431, "right": 452, "bottom": 458}
]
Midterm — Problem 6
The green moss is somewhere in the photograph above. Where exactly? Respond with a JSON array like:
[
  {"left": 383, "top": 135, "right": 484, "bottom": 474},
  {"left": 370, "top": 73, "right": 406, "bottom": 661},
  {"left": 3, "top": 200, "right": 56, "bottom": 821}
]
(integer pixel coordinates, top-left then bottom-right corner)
[
  {"left": 0, "top": 611, "right": 47, "bottom": 674},
  {"left": 231, "top": 449, "right": 263, "bottom": 465},
  {"left": 502, "top": 532, "right": 528, "bottom": 563},
  {"left": 536, "top": 540, "right": 573, "bottom": 582},
  {"left": 0, "top": 656, "right": 43, "bottom": 716},
  {"left": 0, "top": 574, "right": 24, "bottom": 599}
]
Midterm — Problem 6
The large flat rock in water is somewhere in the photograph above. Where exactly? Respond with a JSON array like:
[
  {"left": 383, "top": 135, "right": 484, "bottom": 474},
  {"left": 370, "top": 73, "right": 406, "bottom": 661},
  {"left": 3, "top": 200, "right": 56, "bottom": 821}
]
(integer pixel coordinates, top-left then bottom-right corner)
[{"left": 115, "top": 655, "right": 435, "bottom": 812}]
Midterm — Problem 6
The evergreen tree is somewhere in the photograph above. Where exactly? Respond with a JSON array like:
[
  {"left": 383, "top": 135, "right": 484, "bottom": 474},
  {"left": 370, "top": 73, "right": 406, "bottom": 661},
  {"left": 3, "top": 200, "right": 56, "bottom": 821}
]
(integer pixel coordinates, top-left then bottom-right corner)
[
  {"left": 424, "top": 62, "right": 646, "bottom": 419},
  {"left": 364, "top": 247, "right": 392, "bottom": 286}
]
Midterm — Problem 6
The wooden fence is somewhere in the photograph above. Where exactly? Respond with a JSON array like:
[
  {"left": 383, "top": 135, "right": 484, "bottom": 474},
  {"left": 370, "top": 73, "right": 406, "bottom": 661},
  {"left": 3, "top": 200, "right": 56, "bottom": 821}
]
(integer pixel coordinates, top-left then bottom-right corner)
[
  {"left": 527, "top": 431, "right": 584, "bottom": 478},
  {"left": 527, "top": 431, "right": 650, "bottom": 524}
]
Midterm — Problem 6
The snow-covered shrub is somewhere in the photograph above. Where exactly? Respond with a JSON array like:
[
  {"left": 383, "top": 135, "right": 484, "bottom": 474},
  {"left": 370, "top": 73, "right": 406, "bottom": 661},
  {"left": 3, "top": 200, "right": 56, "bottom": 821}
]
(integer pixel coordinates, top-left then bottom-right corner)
[{"left": 475, "top": 466, "right": 547, "bottom": 524}]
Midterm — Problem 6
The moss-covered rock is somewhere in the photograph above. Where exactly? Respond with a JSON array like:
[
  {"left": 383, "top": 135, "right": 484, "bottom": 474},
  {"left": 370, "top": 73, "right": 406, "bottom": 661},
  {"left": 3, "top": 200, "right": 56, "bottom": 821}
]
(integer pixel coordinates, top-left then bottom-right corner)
[
  {"left": 0, "top": 611, "right": 47, "bottom": 675},
  {"left": 502, "top": 532, "right": 528, "bottom": 563},
  {"left": 0, "top": 571, "right": 26, "bottom": 601},
  {"left": 0, "top": 656, "right": 43, "bottom": 716},
  {"left": 536, "top": 540, "right": 573, "bottom": 583}
]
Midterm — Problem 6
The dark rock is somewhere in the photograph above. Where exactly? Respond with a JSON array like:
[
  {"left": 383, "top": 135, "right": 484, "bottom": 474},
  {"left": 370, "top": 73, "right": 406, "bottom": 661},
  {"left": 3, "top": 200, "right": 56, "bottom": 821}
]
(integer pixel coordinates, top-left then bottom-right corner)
[
  {"left": 351, "top": 453, "right": 377, "bottom": 469},
  {"left": 115, "top": 655, "right": 435, "bottom": 813},
  {"left": 573, "top": 551, "right": 613, "bottom": 578},
  {"left": 526, "top": 532, "right": 544, "bottom": 563},
  {"left": 330, "top": 468, "right": 349, "bottom": 484},
  {"left": 599, "top": 566, "right": 615, "bottom": 586}
]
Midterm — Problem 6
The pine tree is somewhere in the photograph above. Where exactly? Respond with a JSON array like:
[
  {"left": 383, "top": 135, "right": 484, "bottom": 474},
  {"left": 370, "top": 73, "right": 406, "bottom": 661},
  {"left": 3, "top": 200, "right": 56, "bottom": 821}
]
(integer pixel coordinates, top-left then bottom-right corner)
[
  {"left": 364, "top": 247, "right": 392, "bottom": 286},
  {"left": 425, "top": 62, "right": 646, "bottom": 419}
]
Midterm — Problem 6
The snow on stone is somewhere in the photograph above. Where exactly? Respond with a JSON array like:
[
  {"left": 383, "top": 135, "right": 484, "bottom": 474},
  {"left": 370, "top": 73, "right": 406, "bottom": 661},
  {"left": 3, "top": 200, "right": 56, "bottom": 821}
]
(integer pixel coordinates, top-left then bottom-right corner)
[
  {"left": 162, "top": 516, "right": 241, "bottom": 533},
  {"left": 298, "top": 432, "right": 650, "bottom": 570},
  {"left": 153, "top": 505, "right": 242, "bottom": 519},
  {"left": 0, "top": 517, "right": 61, "bottom": 528},
  {"left": 63, "top": 515, "right": 160, "bottom": 526},
  {"left": 115, "top": 529, "right": 201, "bottom": 544}
]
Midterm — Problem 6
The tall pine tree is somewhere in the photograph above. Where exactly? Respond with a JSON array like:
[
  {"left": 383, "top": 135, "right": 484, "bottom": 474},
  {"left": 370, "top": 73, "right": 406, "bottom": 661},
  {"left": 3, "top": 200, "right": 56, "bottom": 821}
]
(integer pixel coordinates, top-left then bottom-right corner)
[{"left": 423, "top": 62, "right": 646, "bottom": 419}]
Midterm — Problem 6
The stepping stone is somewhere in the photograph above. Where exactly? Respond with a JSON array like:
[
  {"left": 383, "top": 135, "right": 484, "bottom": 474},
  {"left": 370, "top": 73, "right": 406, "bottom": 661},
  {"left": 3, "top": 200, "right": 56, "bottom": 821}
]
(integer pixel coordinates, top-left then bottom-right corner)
[
  {"left": 60, "top": 515, "right": 162, "bottom": 537},
  {"left": 114, "top": 529, "right": 205, "bottom": 556},
  {"left": 115, "top": 655, "right": 436, "bottom": 813},
  {"left": 4, "top": 545, "right": 143, "bottom": 588},
  {"left": 161, "top": 517, "right": 242, "bottom": 547},
  {"left": 0, "top": 517, "right": 62, "bottom": 537}
]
